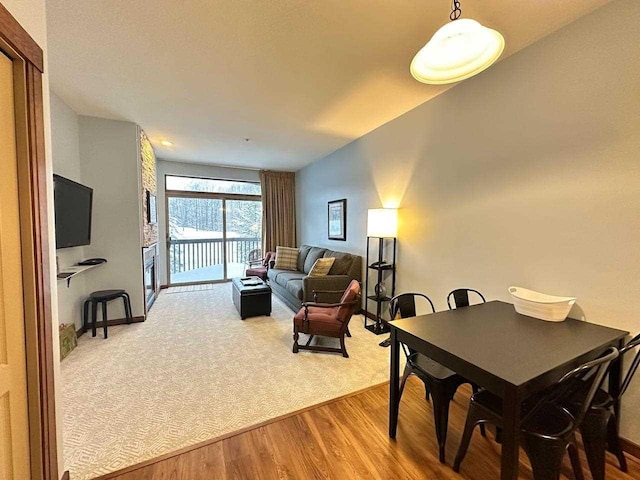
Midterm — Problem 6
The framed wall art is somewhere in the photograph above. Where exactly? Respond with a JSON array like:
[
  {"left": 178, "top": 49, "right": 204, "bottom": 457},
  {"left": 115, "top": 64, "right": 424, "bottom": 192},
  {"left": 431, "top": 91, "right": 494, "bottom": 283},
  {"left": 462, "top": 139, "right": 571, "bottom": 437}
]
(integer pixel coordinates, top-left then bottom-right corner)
[{"left": 328, "top": 199, "right": 347, "bottom": 241}]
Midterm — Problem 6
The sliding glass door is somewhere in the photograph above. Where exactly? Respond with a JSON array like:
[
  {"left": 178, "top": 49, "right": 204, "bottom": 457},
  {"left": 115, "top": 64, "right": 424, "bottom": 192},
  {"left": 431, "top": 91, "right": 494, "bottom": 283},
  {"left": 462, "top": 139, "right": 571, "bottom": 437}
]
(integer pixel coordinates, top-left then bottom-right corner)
[
  {"left": 168, "top": 196, "right": 226, "bottom": 284},
  {"left": 166, "top": 176, "right": 262, "bottom": 285},
  {"left": 225, "top": 199, "right": 263, "bottom": 278}
]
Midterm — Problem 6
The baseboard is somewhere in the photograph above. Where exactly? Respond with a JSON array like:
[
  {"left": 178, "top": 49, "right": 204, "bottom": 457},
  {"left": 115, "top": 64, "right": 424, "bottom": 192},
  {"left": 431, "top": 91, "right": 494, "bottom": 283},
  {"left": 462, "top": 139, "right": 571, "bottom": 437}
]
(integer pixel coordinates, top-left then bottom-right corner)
[
  {"left": 621, "top": 436, "right": 640, "bottom": 461},
  {"left": 61, "top": 471, "right": 70, "bottom": 480},
  {"left": 76, "top": 315, "right": 145, "bottom": 338},
  {"left": 160, "top": 284, "right": 169, "bottom": 289}
]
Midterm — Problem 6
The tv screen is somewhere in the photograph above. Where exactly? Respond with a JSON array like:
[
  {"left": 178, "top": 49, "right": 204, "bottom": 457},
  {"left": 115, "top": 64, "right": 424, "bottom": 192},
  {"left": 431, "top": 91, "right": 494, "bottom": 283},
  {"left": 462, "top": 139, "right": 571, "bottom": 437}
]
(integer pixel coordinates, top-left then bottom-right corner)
[{"left": 53, "top": 174, "right": 93, "bottom": 249}]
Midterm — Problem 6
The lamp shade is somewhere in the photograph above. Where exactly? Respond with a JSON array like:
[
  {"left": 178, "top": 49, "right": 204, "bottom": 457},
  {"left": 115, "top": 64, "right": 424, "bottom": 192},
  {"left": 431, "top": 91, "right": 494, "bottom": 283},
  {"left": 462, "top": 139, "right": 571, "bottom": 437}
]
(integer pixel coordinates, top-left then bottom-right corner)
[
  {"left": 367, "top": 208, "right": 398, "bottom": 238},
  {"left": 410, "top": 18, "right": 505, "bottom": 85}
]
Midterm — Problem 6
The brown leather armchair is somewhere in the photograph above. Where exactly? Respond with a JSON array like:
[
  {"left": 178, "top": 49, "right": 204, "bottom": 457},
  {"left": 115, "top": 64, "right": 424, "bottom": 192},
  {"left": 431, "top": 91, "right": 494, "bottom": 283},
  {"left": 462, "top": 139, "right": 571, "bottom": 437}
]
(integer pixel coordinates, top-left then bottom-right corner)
[{"left": 292, "top": 279, "right": 361, "bottom": 358}]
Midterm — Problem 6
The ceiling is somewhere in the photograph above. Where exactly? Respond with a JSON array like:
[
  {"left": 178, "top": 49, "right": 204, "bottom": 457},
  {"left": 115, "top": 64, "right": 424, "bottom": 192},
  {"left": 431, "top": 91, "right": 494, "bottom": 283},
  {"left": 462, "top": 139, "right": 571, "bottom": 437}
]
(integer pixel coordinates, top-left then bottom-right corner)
[{"left": 46, "top": 0, "right": 611, "bottom": 171}]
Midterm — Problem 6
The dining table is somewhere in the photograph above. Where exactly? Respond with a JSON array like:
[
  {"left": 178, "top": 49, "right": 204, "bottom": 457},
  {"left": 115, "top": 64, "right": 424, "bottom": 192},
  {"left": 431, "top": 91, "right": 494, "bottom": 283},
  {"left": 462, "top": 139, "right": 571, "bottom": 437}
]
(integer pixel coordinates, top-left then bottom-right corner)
[{"left": 388, "top": 300, "right": 629, "bottom": 480}]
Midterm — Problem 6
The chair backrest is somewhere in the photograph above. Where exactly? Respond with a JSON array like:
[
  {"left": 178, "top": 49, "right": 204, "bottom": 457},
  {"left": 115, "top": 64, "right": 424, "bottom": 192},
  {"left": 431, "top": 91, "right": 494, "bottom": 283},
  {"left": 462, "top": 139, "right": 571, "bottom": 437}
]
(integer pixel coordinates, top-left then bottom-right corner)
[
  {"left": 336, "top": 280, "right": 361, "bottom": 324},
  {"left": 619, "top": 333, "right": 640, "bottom": 399},
  {"left": 524, "top": 347, "right": 619, "bottom": 435},
  {"left": 389, "top": 293, "right": 436, "bottom": 358},
  {"left": 247, "top": 248, "right": 262, "bottom": 264},
  {"left": 389, "top": 293, "right": 435, "bottom": 320},
  {"left": 446, "top": 288, "right": 486, "bottom": 309},
  {"left": 263, "top": 251, "right": 275, "bottom": 267}
]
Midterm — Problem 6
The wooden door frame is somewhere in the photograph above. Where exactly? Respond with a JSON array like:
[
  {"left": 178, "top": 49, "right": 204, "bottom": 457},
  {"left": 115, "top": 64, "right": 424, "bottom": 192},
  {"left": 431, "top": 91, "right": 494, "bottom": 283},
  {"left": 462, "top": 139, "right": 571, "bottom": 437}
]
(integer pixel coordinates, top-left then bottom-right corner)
[{"left": 0, "top": 4, "right": 59, "bottom": 480}]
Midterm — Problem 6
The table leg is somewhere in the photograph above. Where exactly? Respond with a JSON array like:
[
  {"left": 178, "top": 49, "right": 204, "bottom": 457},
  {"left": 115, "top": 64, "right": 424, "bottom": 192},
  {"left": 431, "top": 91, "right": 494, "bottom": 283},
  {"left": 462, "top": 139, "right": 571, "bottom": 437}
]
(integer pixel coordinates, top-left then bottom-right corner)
[
  {"left": 389, "top": 327, "right": 399, "bottom": 439},
  {"left": 501, "top": 387, "right": 521, "bottom": 480}
]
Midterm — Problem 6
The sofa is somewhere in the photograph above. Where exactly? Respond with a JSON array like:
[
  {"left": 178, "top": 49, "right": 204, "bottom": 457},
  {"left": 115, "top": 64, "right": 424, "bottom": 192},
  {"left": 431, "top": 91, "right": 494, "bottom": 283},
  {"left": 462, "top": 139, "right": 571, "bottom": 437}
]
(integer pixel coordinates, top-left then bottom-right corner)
[{"left": 267, "top": 245, "right": 362, "bottom": 312}]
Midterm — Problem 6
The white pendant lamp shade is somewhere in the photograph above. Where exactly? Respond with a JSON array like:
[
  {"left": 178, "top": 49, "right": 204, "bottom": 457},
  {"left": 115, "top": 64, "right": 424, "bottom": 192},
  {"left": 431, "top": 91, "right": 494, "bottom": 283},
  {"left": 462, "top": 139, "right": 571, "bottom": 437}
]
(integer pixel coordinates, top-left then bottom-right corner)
[{"left": 411, "top": 18, "right": 505, "bottom": 85}]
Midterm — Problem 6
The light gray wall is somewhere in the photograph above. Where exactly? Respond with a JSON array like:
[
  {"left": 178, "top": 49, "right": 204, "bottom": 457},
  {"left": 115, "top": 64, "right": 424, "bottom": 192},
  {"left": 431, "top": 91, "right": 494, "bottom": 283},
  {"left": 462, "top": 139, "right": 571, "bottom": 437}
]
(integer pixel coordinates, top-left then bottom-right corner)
[
  {"left": 79, "top": 116, "right": 145, "bottom": 318},
  {"left": 51, "top": 92, "right": 87, "bottom": 330},
  {"left": 156, "top": 159, "right": 260, "bottom": 285},
  {"left": 297, "top": 0, "right": 640, "bottom": 442}
]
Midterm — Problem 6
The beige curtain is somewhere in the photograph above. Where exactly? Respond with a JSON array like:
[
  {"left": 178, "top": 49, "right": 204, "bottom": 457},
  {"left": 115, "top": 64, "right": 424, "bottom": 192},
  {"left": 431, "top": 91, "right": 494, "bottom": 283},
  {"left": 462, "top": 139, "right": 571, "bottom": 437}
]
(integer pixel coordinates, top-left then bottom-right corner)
[{"left": 260, "top": 170, "right": 296, "bottom": 252}]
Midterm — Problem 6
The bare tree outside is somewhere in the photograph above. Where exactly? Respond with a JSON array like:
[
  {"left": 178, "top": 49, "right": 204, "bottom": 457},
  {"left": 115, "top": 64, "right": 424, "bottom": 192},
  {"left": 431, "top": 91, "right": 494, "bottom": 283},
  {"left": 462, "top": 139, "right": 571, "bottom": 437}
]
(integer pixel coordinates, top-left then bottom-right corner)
[{"left": 167, "top": 176, "right": 262, "bottom": 283}]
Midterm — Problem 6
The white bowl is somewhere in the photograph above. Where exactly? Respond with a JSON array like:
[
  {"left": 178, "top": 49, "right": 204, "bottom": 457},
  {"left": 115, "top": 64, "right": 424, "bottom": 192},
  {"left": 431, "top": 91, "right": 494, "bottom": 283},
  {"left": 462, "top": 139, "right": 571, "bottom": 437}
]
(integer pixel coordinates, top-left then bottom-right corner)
[{"left": 508, "top": 286, "right": 576, "bottom": 322}]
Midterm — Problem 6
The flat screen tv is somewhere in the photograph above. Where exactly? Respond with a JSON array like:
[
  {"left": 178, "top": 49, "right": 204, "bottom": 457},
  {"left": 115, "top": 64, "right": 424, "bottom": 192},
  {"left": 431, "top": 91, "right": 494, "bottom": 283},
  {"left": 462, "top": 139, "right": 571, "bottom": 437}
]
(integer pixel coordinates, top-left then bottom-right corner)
[{"left": 53, "top": 174, "right": 93, "bottom": 249}]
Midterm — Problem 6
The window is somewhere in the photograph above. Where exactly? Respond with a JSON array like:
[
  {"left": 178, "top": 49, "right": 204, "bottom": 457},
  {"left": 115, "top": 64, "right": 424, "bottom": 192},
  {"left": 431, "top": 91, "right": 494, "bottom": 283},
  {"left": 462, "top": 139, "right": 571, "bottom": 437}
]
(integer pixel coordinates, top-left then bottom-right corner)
[{"left": 165, "top": 175, "right": 261, "bottom": 195}]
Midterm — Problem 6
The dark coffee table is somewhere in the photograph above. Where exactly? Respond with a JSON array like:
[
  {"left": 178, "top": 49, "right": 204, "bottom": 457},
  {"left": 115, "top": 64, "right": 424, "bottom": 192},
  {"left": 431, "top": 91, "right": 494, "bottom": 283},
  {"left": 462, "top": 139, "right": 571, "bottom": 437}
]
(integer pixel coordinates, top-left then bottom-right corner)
[{"left": 231, "top": 276, "right": 272, "bottom": 320}]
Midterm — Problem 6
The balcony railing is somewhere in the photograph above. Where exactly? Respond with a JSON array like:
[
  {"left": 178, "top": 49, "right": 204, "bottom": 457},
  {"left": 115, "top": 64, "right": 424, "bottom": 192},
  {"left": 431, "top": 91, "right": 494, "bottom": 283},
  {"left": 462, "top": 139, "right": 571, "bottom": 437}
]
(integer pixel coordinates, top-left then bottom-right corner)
[{"left": 169, "top": 237, "right": 261, "bottom": 276}]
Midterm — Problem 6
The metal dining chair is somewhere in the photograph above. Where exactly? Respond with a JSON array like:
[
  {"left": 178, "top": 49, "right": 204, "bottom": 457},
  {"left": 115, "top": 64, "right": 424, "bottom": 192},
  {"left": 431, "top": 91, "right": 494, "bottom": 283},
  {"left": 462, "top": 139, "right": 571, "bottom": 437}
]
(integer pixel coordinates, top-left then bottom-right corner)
[
  {"left": 453, "top": 347, "right": 619, "bottom": 480},
  {"left": 565, "top": 333, "right": 640, "bottom": 480},
  {"left": 446, "top": 288, "right": 486, "bottom": 310},
  {"left": 445, "top": 288, "right": 487, "bottom": 437},
  {"left": 391, "top": 292, "right": 484, "bottom": 463}
]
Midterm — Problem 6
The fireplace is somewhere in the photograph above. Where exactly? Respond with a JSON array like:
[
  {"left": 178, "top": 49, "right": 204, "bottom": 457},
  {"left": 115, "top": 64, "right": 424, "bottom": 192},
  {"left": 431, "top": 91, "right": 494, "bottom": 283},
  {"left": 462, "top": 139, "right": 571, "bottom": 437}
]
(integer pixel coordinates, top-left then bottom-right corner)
[{"left": 143, "top": 244, "right": 159, "bottom": 311}]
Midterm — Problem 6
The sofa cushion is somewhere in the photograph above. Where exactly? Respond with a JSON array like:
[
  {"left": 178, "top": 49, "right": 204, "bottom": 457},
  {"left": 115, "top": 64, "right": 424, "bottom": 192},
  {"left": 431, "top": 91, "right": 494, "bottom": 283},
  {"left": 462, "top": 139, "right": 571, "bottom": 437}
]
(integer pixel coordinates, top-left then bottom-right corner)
[
  {"left": 267, "top": 268, "right": 301, "bottom": 285},
  {"left": 286, "top": 279, "right": 304, "bottom": 300},
  {"left": 274, "top": 271, "right": 305, "bottom": 288},
  {"left": 324, "top": 250, "right": 354, "bottom": 275},
  {"left": 267, "top": 268, "right": 282, "bottom": 283},
  {"left": 303, "top": 247, "right": 327, "bottom": 274},
  {"left": 274, "top": 246, "right": 298, "bottom": 271},
  {"left": 297, "top": 245, "right": 312, "bottom": 272}
]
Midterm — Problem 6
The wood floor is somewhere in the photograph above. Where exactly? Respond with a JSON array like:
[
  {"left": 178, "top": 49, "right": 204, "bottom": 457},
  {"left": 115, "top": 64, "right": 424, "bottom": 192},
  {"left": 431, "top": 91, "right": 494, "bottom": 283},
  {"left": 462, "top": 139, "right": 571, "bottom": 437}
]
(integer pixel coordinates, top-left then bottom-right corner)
[{"left": 105, "top": 378, "right": 640, "bottom": 480}]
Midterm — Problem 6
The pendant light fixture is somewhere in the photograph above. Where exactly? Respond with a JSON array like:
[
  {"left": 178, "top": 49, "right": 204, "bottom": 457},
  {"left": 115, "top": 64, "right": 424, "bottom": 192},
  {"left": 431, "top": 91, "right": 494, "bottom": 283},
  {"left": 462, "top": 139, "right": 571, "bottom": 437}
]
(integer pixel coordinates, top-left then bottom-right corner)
[{"left": 410, "top": 0, "right": 505, "bottom": 85}]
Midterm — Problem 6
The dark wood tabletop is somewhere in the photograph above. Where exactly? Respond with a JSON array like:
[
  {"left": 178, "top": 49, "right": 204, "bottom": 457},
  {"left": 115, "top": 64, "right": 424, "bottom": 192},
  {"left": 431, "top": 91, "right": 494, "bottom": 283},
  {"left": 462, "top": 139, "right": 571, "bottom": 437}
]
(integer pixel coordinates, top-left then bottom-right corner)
[
  {"left": 390, "top": 300, "right": 627, "bottom": 390},
  {"left": 388, "top": 300, "right": 628, "bottom": 480}
]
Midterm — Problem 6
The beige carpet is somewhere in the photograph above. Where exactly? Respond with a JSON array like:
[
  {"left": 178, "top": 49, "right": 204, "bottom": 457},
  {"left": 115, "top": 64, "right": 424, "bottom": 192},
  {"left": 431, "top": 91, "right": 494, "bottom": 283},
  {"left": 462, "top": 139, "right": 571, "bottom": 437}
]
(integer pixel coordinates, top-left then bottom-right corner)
[{"left": 61, "top": 283, "right": 392, "bottom": 479}]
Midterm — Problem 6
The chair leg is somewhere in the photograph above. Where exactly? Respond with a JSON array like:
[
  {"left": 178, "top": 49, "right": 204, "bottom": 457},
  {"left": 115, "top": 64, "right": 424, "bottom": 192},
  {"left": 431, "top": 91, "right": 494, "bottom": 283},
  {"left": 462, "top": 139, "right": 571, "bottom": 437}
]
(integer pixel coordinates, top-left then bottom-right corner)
[
  {"left": 453, "top": 403, "right": 483, "bottom": 472},
  {"left": 471, "top": 384, "right": 486, "bottom": 437},
  {"left": 607, "top": 414, "right": 628, "bottom": 472},
  {"left": 122, "top": 293, "right": 132, "bottom": 323},
  {"left": 102, "top": 301, "right": 108, "bottom": 339},
  {"left": 580, "top": 411, "right": 609, "bottom": 480},
  {"left": 83, "top": 300, "right": 90, "bottom": 332},
  {"left": 340, "top": 334, "right": 349, "bottom": 358},
  {"left": 429, "top": 383, "right": 453, "bottom": 463},
  {"left": 568, "top": 442, "right": 585, "bottom": 480},
  {"left": 91, "top": 300, "right": 97, "bottom": 337},
  {"left": 398, "top": 365, "right": 412, "bottom": 408},
  {"left": 292, "top": 330, "right": 299, "bottom": 353},
  {"left": 522, "top": 436, "right": 567, "bottom": 480}
]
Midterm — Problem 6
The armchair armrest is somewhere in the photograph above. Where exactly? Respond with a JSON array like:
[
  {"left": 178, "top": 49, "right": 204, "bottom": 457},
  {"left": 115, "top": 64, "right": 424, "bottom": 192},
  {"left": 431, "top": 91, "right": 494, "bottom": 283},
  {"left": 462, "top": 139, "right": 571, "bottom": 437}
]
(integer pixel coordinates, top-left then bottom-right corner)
[
  {"left": 303, "top": 275, "right": 353, "bottom": 302},
  {"left": 302, "top": 299, "right": 359, "bottom": 309}
]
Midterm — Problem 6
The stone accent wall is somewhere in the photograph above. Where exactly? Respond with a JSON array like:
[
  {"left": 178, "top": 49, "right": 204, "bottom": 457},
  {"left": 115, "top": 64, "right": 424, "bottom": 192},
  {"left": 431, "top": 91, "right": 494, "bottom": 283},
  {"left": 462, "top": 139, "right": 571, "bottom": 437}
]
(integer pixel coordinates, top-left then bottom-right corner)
[{"left": 140, "top": 129, "right": 158, "bottom": 247}]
